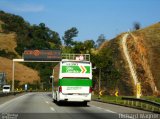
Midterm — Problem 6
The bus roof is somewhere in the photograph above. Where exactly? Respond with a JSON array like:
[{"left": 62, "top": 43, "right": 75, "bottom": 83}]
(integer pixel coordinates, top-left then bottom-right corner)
[
  {"left": 62, "top": 54, "right": 90, "bottom": 61},
  {"left": 3, "top": 85, "right": 10, "bottom": 87}
]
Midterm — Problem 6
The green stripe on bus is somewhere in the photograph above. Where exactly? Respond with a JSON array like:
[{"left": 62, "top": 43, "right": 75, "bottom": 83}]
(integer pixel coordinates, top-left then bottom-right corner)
[
  {"left": 58, "top": 78, "right": 92, "bottom": 86},
  {"left": 62, "top": 66, "right": 90, "bottom": 73}
]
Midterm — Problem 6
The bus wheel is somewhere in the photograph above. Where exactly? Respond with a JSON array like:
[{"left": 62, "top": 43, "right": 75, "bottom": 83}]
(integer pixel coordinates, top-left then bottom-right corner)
[{"left": 53, "top": 99, "right": 57, "bottom": 103}]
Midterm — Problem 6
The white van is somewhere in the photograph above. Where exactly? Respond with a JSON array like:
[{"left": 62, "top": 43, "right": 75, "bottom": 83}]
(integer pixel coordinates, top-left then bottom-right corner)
[{"left": 3, "top": 85, "right": 11, "bottom": 93}]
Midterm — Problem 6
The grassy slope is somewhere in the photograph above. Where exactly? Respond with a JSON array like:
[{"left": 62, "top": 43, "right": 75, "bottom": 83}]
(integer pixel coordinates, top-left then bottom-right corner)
[
  {"left": 133, "top": 23, "right": 160, "bottom": 91},
  {"left": 0, "top": 57, "right": 40, "bottom": 84},
  {"left": 0, "top": 32, "right": 19, "bottom": 56},
  {"left": 0, "top": 21, "right": 40, "bottom": 84}
]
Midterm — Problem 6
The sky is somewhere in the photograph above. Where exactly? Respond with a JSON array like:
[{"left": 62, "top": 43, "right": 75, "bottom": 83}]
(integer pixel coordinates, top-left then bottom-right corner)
[{"left": 0, "top": 0, "right": 160, "bottom": 42}]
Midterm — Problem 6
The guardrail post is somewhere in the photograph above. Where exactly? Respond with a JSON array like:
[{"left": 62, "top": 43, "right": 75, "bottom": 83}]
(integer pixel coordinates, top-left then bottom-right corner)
[
  {"left": 141, "top": 102, "right": 143, "bottom": 108},
  {"left": 131, "top": 101, "right": 133, "bottom": 106},
  {"left": 136, "top": 101, "right": 138, "bottom": 107},
  {"left": 146, "top": 104, "right": 149, "bottom": 110},
  {"left": 151, "top": 105, "right": 154, "bottom": 112},
  {"left": 127, "top": 100, "right": 129, "bottom": 105}
]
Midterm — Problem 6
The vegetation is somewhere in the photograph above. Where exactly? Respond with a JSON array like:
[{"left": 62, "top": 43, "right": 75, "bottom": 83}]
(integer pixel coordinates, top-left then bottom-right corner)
[
  {"left": 132, "top": 23, "right": 160, "bottom": 94},
  {"left": 62, "top": 27, "right": 78, "bottom": 47},
  {"left": 133, "top": 22, "right": 141, "bottom": 30},
  {"left": 0, "top": 49, "right": 17, "bottom": 59}
]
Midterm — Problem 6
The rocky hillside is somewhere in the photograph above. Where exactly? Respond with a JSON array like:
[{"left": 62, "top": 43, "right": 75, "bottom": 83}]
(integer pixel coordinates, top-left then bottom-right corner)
[{"left": 98, "top": 22, "right": 160, "bottom": 96}]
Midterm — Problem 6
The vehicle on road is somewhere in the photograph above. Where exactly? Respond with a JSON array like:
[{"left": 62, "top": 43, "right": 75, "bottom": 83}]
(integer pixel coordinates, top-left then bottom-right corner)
[
  {"left": 52, "top": 54, "right": 92, "bottom": 105},
  {"left": 3, "top": 85, "right": 11, "bottom": 93}
]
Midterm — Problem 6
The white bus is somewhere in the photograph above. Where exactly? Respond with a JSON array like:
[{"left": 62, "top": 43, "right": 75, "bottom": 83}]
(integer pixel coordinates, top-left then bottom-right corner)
[{"left": 52, "top": 54, "right": 92, "bottom": 105}]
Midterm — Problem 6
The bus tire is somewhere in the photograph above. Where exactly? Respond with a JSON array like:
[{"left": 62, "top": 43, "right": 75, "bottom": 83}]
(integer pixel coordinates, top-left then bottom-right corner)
[{"left": 53, "top": 99, "right": 57, "bottom": 103}]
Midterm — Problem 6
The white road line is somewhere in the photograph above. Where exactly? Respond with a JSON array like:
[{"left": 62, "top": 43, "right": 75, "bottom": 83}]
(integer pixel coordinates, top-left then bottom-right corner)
[
  {"left": 45, "top": 101, "right": 49, "bottom": 104},
  {"left": 89, "top": 104, "right": 117, "bottom": 113},
  {"left": 104, "top": 109, "right": 117, "bottom": 113},
  {"left": 50, "top": 107, "right": 55, "bottom": 112}
]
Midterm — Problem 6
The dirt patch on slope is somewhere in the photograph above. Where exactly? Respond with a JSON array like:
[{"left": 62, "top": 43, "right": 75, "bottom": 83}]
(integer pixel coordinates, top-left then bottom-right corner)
[{"left": 0, "top": 57, "right": 40, "bottom": 84}]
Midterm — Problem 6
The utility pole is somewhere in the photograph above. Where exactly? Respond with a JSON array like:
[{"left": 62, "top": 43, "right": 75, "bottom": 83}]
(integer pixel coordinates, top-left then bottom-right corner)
[{"left": 12, "top": 61, "right": 15, "bottom": 92}]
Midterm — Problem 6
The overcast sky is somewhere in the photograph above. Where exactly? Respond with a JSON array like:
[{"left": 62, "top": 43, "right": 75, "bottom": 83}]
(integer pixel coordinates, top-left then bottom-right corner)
[{"left": 0, "top": 0, "right": 160, "bottom": 41}]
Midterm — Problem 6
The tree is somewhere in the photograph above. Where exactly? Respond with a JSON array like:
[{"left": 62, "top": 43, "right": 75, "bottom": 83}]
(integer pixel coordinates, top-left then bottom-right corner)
[
  {"left": 72, "top": 41, "right": 84, "bottom": 53},
  {"left": 63, "top": 27, "right": 78, "bottom": 46},
  {"left": 83, "top": 40, "right": 95, "bottom": 53},
  {"left": 96, "top": 34, "right": 106, "bottom": 48},
  {"left": 133, "top": 22, "right": 141, "bottom": 30}
]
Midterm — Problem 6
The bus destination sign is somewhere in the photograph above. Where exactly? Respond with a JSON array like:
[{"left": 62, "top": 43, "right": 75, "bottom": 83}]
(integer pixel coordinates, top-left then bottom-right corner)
[{"left": 23, "top": 50, "right": 61, "bottom": 61}]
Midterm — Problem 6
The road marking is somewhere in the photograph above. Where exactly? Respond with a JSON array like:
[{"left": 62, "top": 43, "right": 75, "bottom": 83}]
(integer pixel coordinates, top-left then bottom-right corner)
[
  {"left": 45, "top": 101, "right": 49, "bottom": 104},
  {"left": 89, "top": 104, "right": 117, "bottom": 113},
  {"left": 50, "top": 107, "right": 55, "bottom": 112}
]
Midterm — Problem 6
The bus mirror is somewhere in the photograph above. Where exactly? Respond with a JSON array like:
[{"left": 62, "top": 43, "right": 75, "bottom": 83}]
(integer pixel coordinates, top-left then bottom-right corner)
[
  {"left": 92, "top": 66, "right": 96, "bottom": 70},
  {"left": 92, "top": 63, "right": 96, "bottom": 69}
]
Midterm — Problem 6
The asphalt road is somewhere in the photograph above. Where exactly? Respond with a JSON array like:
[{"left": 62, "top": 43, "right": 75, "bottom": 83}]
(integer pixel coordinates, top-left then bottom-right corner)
[{"left": 0, "top": 92, "right": 159, "bottom": 119}]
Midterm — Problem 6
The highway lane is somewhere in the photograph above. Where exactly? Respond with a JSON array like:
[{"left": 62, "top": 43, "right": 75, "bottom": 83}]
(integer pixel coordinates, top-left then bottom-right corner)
[{"left": 0, "top": 92, "right": 158, "bottom": 119}]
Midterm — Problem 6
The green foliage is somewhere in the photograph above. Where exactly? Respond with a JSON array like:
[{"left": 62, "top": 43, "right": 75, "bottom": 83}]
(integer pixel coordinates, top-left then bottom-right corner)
[
  {"left": 92, "top": 41, "right": 122, "bottom": 94},
  {"left": 62, "top": 39, "right": 95, "bottom": 54},
  {"left": 63, "top": 27, "right": 78, "bottom": 46},
  {"left": 0, "top": 49, "right": 17, "bottom": 59},
  {"left": 23, "top": 62, "right": 57, "bottom": 88},
  {"left": 72, "top": 41, "right": 85, "bottom": 53}
]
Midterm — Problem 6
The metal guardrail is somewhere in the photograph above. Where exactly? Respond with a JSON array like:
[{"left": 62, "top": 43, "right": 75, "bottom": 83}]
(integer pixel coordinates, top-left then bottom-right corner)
[
  {"left": 122, "top": 97, "right": 160, "bottom": 107},
  {"left": 122, "top": 97, "right": 160, "bottom": 113}
]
